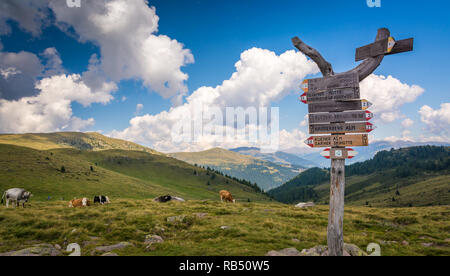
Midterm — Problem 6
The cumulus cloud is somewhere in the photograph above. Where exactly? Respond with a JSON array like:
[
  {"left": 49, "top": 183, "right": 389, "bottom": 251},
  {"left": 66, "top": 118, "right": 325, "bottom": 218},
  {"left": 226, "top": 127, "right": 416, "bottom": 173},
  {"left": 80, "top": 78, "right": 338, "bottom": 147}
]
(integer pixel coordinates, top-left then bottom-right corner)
[
  {"left": 0, "top": 0, "right": 50, "bottom": 36},
  {"left": 49, "top": 0, "right": 194, "bottom": 103},
  {"left": 402, "top": 118, "right": 414, "bottom": 128},
  {"left": 0, "top": 74, "right": 116, "bottom": 133},
  {"left": 0, "top": 47, "right": 68, "bottom": 100},
  {"left": 0, "top": 50, "right": 43, "bottom": 100},
  {"left": 419, "top": 103, "right": 450, "bottom": 137},
  {"left": 111, "top": 48, "right": 319, "bottom": 152},
  {"left": 360, "top": 74, "right": 425, "bottom": 123}
]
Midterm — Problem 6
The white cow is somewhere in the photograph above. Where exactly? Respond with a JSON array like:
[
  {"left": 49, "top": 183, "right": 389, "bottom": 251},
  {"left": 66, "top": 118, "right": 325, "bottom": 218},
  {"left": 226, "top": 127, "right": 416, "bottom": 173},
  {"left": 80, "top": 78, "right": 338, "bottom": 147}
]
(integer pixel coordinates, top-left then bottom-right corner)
[{"left": 1, "top": 188, "right": 32, "bottom": 208}]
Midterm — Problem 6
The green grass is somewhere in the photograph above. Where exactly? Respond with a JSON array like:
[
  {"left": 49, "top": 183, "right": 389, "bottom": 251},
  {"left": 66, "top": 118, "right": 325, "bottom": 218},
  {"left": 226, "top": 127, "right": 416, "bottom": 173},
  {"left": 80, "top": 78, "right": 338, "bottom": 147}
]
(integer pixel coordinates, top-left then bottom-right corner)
[
  {"left": 0, "top": 200, "right": 448, "bottom": 256},
  {"left": 0, "top": 144, "right": 269, "bottom": 202}
]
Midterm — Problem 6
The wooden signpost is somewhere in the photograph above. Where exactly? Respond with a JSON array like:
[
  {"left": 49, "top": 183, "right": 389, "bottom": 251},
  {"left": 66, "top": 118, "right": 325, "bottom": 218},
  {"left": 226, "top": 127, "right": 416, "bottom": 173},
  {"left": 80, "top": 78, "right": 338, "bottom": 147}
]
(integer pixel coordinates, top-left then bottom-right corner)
[
  {"left": 300, "top": 72, "right": 359, "bottom": 93},
  {"left": 305, "top": 134, "right": 369, "bottom": 148},
  {"left": 309, "top": 122, "right": 375, "bottom": 134},
  {"left": 320, "top": 148, "right": 358, "bottom": 160},
  {"left": 308, "top": 110, "right": 373, "bottom": 124},
  {"left": 292, "top": 28, "right": 414, "bottom": 256},
  {"left": 308, "top": 99, "right": 372, "bottom": 113},
  {"left": 300, "top": 87, "right": 360, "bottom": 104}
]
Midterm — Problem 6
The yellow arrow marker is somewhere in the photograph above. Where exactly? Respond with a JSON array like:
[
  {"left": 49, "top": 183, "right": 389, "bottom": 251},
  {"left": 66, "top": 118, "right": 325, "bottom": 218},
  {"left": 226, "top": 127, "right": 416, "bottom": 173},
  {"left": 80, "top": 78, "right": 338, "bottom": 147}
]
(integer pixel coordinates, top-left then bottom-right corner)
[
  {"left": 387, "top": 37, "right": 396, "bottom": 53},
  {"left": 361, "top": 99, "right": 373, "bottom": 110},
  {"left": 300, "top": 79, "right": 309, "bottom": 92}
]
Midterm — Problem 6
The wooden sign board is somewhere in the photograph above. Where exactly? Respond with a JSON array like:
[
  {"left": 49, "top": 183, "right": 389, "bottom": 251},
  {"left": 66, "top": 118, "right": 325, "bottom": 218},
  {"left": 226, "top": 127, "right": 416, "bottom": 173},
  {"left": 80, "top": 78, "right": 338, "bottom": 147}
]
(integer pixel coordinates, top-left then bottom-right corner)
[
  {"left": 305, "top": 134, "right": 369, "bottom": 148},
  {"left": 308, "top": 110, "right": 373, "bottom": 124},
  {"left": 320, "top": 148, "right": 358, "bottom": 160},
  {"left": 308, "top": 99, "right": 372, "bottom": 113},
  {"left": 309, "top": 122, "right": 375, "bottom": 134},
  {"left": 301, "top": 72, "right": 359, "bottom": 93},
  {"left": 300, "top": 87, "right": 360, "bottom": 104},
  {"left": 356, "top": 37, "right": 413, "bottom": 61},
  {"left": 385, "top": 38, "right": 414, "bottom": 56}
]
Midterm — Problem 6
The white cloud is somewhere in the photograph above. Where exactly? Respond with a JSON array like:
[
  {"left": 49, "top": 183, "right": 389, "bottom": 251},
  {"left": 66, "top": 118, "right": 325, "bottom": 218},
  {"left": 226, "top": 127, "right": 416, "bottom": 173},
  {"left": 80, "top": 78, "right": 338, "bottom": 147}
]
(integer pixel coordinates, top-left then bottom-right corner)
[
  {"left": 0, "top": 50, "right": 44, "bottom": 100},
  {"left": 49, "top": 0, "right": 194, "bottom": 103},
  {"left": 401, "top": 118, "right": 414, "bottom": 128},
  {"left": 0, "top": 0, "right": 50, "bottom": 36},
  {"left": 111, "top": 48, "right": 319, "bottom": 152},
  {"left": 360, "top": 74, "right": 425, "bottom": 123},
  {"left": 419, "top": 103, "right": 450, "bottom": 137},
  {"left": 0, "top": 74, "right": 116, "bottom": 133},
  {"left": 135, "top": 103, "right": 144, "bottom": 115}
]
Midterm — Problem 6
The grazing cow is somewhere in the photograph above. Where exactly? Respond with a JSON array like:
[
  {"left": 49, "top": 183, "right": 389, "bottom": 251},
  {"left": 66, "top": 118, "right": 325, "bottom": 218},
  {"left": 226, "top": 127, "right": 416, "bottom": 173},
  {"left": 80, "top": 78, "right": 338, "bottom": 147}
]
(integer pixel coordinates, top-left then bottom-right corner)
[
  {"left": 219, "top": 190, "right": 235, "bottom": 203},
  {"left": 94, "top": 195, "right": 111, "bottom": 205},
  {"left": 68, "top": 198, "right": 91, "bottom": 208},
  {"left": 154, "top": 195, "right": 172, "bottom": 203},
  {"left": 1, "top": 188, "right": 32, "bottom": 208}
]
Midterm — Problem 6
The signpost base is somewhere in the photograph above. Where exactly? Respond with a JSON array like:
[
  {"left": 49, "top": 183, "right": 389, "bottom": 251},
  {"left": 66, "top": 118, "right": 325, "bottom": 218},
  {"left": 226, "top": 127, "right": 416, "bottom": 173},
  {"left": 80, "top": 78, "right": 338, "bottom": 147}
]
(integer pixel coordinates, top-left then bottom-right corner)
[{"left": 327, "top": 158, "right": 346, "bottom": 256}]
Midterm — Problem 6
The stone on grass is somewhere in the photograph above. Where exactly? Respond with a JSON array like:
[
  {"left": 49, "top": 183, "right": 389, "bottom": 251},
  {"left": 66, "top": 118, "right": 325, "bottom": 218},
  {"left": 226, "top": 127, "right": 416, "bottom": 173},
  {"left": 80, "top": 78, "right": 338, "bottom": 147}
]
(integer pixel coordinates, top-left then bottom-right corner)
[
  {"left": 266, "top": 248, "right": 301, "bottom": 256},
  {"left": 167, "top": 215, "right": 186, "bottom": 223},
  {"left": 94, "top": 242, "right": 133, "bottom": 253},
  {"left": 145, "top": 235, "right": 164, "bottom": 245},
  {"left": 101, "top": 252, "right": 119, "bottom": 256},
  {"left": 295, "top": 202, "right": 315, "bottom": 208},
  {"left": 0, "top": 244, "right": 61, "bottom": 256}
]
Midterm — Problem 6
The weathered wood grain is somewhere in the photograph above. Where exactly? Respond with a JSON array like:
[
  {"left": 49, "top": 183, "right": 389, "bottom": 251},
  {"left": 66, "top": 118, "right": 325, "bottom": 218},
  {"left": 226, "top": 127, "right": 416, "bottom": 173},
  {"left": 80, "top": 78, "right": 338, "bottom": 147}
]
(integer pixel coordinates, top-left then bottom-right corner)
[
  {"left": 309, "top": 122, "right": 374, "bottom": 134},
  {"left": 301, "top": 73, "right": 359, "bottom": 93},
  {"left": 305, "top": 134, "right": 369, "bottom": 148},
  {"left": 308, "top": 99, "right": 371, "bottom": 113},
  {"left": 328, "top": 158, "right": 345, "bottom": 256},
  {"left": 300, "top": 87, "right": 360, "bottom": 104},
  {"left": 308, "top": 111, "right": 373, "bottom": 124}
]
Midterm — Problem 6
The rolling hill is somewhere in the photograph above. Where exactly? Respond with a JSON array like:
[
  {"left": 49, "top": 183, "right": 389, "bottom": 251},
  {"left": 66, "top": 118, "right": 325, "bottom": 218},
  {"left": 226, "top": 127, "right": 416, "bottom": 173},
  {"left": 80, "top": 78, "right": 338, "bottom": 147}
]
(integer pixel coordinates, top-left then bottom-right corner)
[
  {"left": 0, "top": 132, "right": 161, "bottom": 154},
  {"left": 0, "top": 133, "right": 269, "bottom": 202},
  {"left": 230, "top": 147, "right": 318, "bottom": 168},
  {"left": 269, "top": 146, "right": 450, "bottom": 207},
  {"left": 169, "top": 148, "right": 305, "bottom": 191}
]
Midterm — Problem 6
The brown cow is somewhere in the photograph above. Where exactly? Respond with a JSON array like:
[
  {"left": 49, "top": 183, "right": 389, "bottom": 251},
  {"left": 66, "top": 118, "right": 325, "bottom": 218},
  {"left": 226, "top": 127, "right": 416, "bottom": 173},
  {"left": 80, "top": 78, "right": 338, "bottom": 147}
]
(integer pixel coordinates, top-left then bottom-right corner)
[
  {"left": 219, "top": 190, "right": 235, "bottom": 203},
  {"left": 68, "top": 198, "right": 91, "bottom": 208}
]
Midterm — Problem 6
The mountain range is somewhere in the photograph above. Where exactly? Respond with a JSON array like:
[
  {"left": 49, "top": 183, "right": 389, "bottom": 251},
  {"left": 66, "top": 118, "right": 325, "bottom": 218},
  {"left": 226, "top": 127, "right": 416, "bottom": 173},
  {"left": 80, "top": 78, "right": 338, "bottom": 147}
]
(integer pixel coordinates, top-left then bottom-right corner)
[
  {"left": 169, "top": 148, "right": 306, "bottom": 191},
  {"left": 0, "top": 132, "right": 269, "bottom": 202}
]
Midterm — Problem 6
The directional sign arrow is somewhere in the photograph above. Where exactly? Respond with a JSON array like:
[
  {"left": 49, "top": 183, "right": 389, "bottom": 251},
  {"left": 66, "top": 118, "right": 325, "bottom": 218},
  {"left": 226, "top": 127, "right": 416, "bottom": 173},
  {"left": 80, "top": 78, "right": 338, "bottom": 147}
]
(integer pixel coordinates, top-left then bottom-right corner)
[
  {"left": 305, "top": 134, "right": 369, "bottom": 148},
  {"left": 320, "top": 148, "right": 358, "bottom": 160},
  {"left": 300, "top": 72, "right": 359, "bottom": 93},
  {"left": 299, "top": 87, "right": 360, "bottom": 104},
  {"left": 308, "top": 99, "right": 372, "bottom": 113},
  {"left": 308, "top": 110, "right": 373, "bottom": 124},
  {"left": 356, "top": 37, "right": 414, "bottom": 61},
  {"left": 309, "top": 122, "right": 376, "bottom": 134}
]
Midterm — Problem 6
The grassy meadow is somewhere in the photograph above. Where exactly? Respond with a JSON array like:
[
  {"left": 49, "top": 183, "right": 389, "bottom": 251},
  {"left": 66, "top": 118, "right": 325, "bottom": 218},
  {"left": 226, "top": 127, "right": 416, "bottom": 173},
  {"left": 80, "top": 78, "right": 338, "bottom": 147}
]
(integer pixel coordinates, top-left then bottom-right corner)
[{"left": 0, "top": 200, "right": 448, "bottom": 256}]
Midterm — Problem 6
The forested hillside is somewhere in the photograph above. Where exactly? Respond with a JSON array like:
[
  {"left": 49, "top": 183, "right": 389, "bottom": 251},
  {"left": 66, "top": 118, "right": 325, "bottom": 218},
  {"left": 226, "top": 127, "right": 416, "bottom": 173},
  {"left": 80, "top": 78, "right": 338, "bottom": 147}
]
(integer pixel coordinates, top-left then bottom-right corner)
[{"left": 269, "top": 146, "right": 450, "bottom": 207}]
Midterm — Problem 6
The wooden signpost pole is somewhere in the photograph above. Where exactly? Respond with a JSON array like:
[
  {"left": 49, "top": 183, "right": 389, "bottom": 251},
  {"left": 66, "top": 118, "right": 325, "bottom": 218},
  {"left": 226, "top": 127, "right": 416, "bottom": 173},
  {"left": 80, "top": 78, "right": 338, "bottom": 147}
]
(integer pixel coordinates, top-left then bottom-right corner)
[{"left": 292, "top": 28, "right": 413, "bottom": 256}]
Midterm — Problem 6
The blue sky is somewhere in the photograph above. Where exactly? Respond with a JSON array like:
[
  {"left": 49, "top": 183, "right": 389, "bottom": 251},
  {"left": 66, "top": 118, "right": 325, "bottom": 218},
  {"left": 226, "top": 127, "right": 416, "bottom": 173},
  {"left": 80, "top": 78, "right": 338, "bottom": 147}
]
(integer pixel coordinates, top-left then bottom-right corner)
[{"left": 0, "top": 0, "right": 449, "bottom": 152}]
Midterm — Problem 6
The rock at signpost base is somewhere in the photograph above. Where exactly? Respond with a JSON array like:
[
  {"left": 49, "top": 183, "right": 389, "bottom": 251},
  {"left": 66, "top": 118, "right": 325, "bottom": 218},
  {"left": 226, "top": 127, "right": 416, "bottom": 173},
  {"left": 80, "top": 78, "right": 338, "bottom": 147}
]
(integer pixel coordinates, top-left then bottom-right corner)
[
  {"left": 0, "top": 244, "right": 62, "bottom": 256},
  {"left": 300, "top": 245, "right": 327, "bottom": 256},
  {"left": 266, "top": 248, "right": 302, "bottom": 256},
  {"left": 295, "top": 202, "right": 315, "bottom": 208},
  {"left": 267, "top": 243, "right": 367, "bottom": 257},
  {"left": 343, "top": 243, "right": 368, "bottom": 256}
]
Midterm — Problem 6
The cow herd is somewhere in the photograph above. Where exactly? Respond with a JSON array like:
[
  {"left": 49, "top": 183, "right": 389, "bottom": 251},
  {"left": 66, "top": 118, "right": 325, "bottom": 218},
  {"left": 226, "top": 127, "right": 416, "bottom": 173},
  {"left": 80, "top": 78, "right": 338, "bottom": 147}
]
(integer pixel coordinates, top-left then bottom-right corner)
[{"left": 1, "top": 188, "right": 237, "bottom": 208}]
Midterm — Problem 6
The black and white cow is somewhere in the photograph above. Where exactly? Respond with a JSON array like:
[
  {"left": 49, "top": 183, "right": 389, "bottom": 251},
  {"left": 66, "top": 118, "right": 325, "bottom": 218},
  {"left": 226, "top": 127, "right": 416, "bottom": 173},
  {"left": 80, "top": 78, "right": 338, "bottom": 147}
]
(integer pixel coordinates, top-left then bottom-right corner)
[
  {"left": 153, "top": 195, "right": 185, "bottom": 203},
  {"left": 1, "top": 188, "right": 32, "bottom": 208},
  {"left": 94, "top": 195, "right": 111, "bottom": 205}
]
